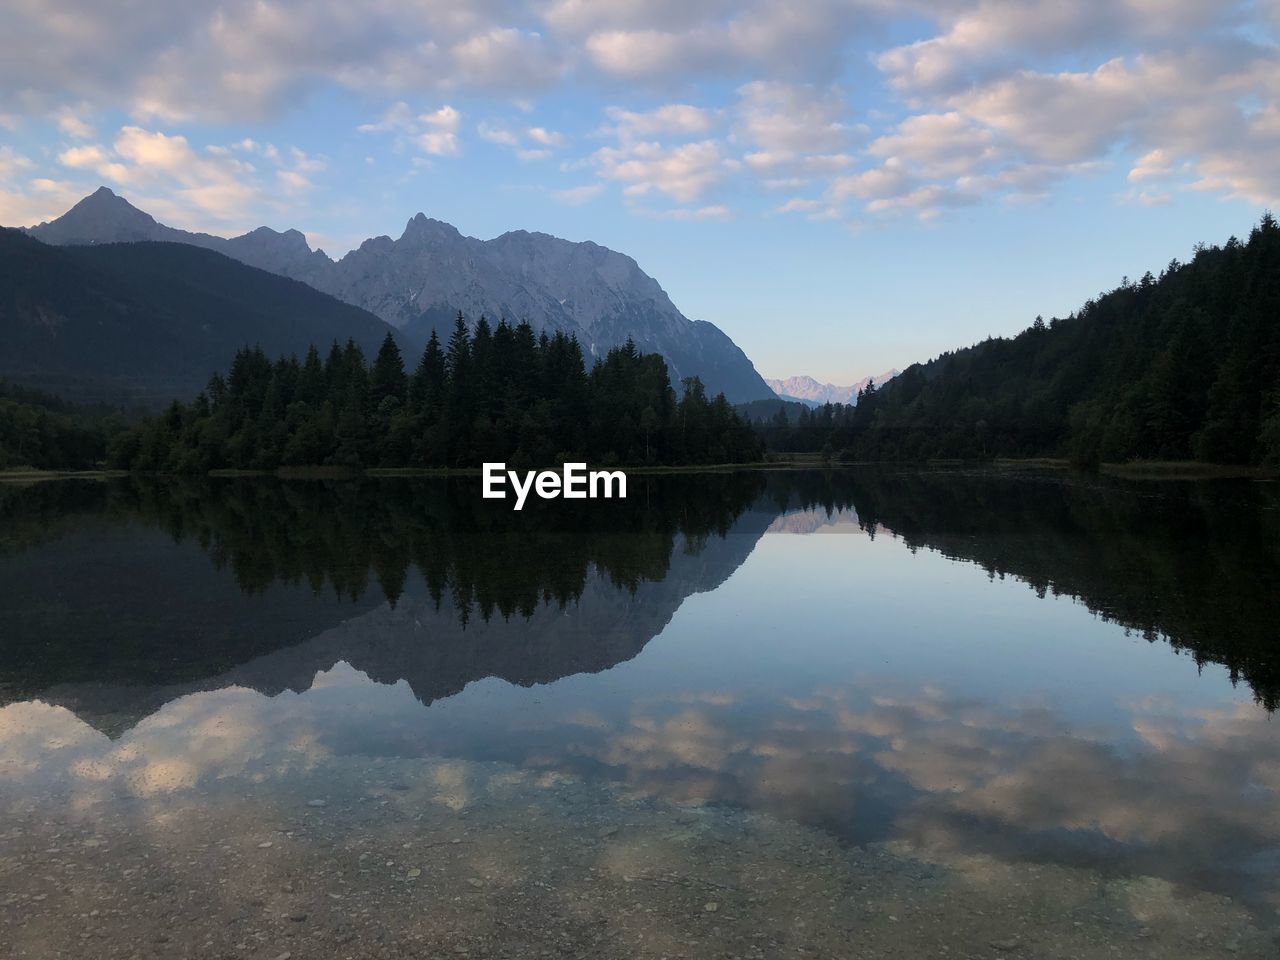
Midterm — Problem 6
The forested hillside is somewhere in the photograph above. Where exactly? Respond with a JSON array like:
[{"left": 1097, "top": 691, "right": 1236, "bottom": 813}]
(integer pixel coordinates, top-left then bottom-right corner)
[
  {"left": 0, "top": 380, "right": 122, "bottom": 470},
  {"left": 0, "top": 231, "right": 400, "bottom": 406},
  {"left": 108, "top": 316, "right": 763, "bottom": 472},
  {"left": 766, "top": 214, "right": 1280, "bottom": 465}
]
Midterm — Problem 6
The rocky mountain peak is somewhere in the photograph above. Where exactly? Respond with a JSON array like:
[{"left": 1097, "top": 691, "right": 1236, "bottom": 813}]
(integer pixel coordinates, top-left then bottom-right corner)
[
  {"left": 400, "top": 213, "right": 463, "bottom": 244},
  {"left": 29, "top": 185, "right": 160, "bottom": 243}
]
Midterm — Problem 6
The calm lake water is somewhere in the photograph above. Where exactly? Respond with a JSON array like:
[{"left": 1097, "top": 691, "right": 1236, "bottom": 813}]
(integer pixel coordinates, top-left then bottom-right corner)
[{"left": 2, "top": 468, "right": 1278, "bottom": 959}]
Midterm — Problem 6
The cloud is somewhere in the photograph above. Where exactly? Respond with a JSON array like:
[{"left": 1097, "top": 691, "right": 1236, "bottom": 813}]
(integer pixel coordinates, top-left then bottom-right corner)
[
  {"left": 416, "top": 106, "right": 462, "bottom": 157},
  {"left": 849, "top": 5, "right": 1280, "bottom": 215},
  {"left": 360, "top": 102, "right": 463, "bottom": 158},
  {"left": 526, "top": 127, "right": 565, "bottom": 147},
  {"left": 831, "top": 161, "right": 917, "bottom": 203},
  {"left": 809, "top": 14, "right": 1280, "bottom": 220},
  {"left": 0, "top": 0, "right": 878, "bottom": 125},
  {"left": 3, "top": 0, "right": 1279, "bottom": 226},
  {"left": 736, "top": 81, "right": 852, "bottom": 155},
  {"left": 945, "top": 46, "right": 1280, "bottom": 204},
  {"left": 0, "top": 176, "right": 89, "bottom": 228},
  {"left": 0, "top": 147, "right": 34, "bottom": 181},
  {"left": 552, "top": 183, "right": 605, "bottom": 205},
  {"left": 1128, "top": 148, "right": 1175, "bottom": 182},
  {"left": 1120, "top": 186, "right": 1172, "bottom": 207},
  {"left": 478, "top": 122, "right": 521, "bottom": 148},
  {"left": 479, "top": 121, "right": 566, "bottom": 160},
  {"left": 0, "top": 146, "right": 77, "bottom": 229},
  {"left": 356, "top": 101, "right": 416, "bottom": 135},
  {"left": 603, "top": 104, "right": 717, "bottom": 140},
  {"left": 776, "top": 197, "right": 823, "bottom": 214},
  {"left": 592, "top": 139, "right": 730, "bottom": 203},
  {"left": 637, "top": 203, "right": 732, "bottom": 220},
  {"left": 54, "top": 104, "right": 96, "bottom": 139},
  {"left": 731, "top": 81, "right": 860, "bottom": 187},
  {"left": 867, "top": 112, "right": 1001, "bottom": 179},
  {"left": 0, "top": 1, "right": 563, "bottom": 123},
  {"left": 444, "top": 27, "right": 562, "bottom": 92},
  {"left": 877, "top": 0, "right": 1235, "bottom": 98},
  {"left": 52, "top": 125, "right": 324, "bottom": 230},
  {"left": 559, "top": 0, "right": 877, "bottom": 83}
]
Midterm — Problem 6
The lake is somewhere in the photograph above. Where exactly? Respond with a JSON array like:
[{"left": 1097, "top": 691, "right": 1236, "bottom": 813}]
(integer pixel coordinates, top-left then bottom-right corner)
[{"left": 1, "top": 468, "right": 1277, "bottom": 959}]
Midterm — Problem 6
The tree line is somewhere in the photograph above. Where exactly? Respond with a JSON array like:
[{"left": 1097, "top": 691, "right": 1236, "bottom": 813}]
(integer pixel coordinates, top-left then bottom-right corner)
[
  {"left": 7, "top": 215, "right": 1278, "bottom": 472},
  {"left": 0, "top": 379, "right": 122, "bottom": 470},
  {"left": 106, "top": 314, "right": 763, "bottom": 472},
  {"left": 763, "top": 213, "right": 1280, "bottom": 466}
]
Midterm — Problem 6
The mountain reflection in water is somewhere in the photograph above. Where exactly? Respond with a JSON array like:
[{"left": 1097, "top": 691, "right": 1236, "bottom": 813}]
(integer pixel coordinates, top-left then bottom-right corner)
[{"left": 1, "top": 469, "right": 1278, "bottom": 918}]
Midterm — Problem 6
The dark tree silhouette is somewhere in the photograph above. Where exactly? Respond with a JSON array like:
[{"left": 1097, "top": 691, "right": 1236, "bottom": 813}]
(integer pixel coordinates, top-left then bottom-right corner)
[{"left": 107, "top": 316, "right": 763, "bottom": 471}]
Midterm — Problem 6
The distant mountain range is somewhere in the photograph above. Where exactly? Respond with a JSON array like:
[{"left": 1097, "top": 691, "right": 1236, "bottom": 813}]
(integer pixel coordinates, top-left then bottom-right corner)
[
  {"left": 22, "top": 187, "right": 774, "bottom": 403},
  {"left": 765, "top": 371, "right": 898, "bottom": 407}
]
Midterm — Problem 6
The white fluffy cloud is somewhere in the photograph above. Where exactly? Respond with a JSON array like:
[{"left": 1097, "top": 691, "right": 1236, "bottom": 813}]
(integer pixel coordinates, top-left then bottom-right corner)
[
  {"left": 3, "top": 0, "right": 1278, "bottom": 230},
  {"left": 877, "top": 0, "right": 1230, "bottom": 97},
  {"left": 51, "top": 126, "right": 325, "bottom": 230},
  {"left": 0, "top": 176, "right": 98, "bottom": 228},
  {"left": 592, "top": 139, "right": 731, "bottom": 204},
  {"left": 359, "top": 103, "right": 463, "bottom": 158},
  {"left": 943, "top": 44, "right": 1280, "bottom": 204},
  {"left": 603, "top": 104, "right": 717, "bottom": 141},
  {"left": 54, "top": 104, "right": 95, "bottom": 139},
  {"left": 0, "top": 147, "right": 72, "bottom": 226},
  {"left": 416, "top": 106, "right": 463, "bottom": 157},
  {"left": 1, "top": 1, "right": 880, "bottom": 123},
  {"left": 1, "top": 1, "right": 561, "bottom": 122},
  {"left": 478, "top": 120, "right": 566, "bottom": 160},
  {"left": 736, "top": 81, "right": 852, "bottom": 155},
  {"left": 558, "top": 0, "right": 876, "bottom": 82},
  {"left": 854, "top": 2, "right": 1280, "bottom": 214},
  {"left": 734, "top": 81, "right": 859, "bottom": 182}
]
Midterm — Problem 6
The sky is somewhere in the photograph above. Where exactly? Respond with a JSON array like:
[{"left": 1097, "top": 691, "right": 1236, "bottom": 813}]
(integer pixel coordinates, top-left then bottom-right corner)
[{"left": 1, "top": 1, "right": 1278, "bottom": 384}]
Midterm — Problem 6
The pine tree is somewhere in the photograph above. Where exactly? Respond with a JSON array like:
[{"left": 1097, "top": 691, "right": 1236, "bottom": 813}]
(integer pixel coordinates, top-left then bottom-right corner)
[
  {"left": 370, "top": 332, "right": 408, "bottom": 410},
  {"left": 410, "top": 331, "right": 445, "bottom": 413}
]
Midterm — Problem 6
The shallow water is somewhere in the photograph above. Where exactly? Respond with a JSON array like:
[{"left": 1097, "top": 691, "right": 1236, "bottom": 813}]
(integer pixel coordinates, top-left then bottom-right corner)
[{"left": 2, "top": 468, "right": 1278, "bottom": 958}]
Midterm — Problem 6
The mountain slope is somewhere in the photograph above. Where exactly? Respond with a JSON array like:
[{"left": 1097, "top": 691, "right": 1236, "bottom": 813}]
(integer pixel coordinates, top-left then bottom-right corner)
[
  {"left": 26, "top": 188, "right": 776, "bottom": 402},
  {"left": 0, "top": 229, "right": 401, "bottom": 405}
]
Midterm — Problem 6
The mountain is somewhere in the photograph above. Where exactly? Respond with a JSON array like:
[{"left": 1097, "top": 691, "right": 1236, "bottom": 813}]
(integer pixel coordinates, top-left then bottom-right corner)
[
  {"left": 26, "top": 188, "right": 775, "bottom": 403},
  {"left": 25, "top": 186, "right": 333, "bottom": 279},
  {"left": 0, "top": 228, "right": 401, "bottom": 405},
  {"left": 765, "top": 371, "right": 898, "bottom": 407}
]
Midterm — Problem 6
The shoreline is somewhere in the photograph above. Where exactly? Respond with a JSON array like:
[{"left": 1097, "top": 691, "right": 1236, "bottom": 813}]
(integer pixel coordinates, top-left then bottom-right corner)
[{"left": 3, "top": 457, "right": 1277, "bottom": 484}]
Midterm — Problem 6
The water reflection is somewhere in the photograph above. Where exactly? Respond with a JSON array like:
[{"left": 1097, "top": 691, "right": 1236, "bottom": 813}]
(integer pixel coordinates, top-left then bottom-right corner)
[{"left": 1, "top": 468, "right": 1278, "bottom": 921}]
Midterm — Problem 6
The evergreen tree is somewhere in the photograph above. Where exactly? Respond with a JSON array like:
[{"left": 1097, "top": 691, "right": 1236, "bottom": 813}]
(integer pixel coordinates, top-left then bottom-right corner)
[
  {"left": 370, "top": 333, "right": 408, "bottom": 411},
  {"left": 106, "top": 313, "right": 764, "bottom": 472}
]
